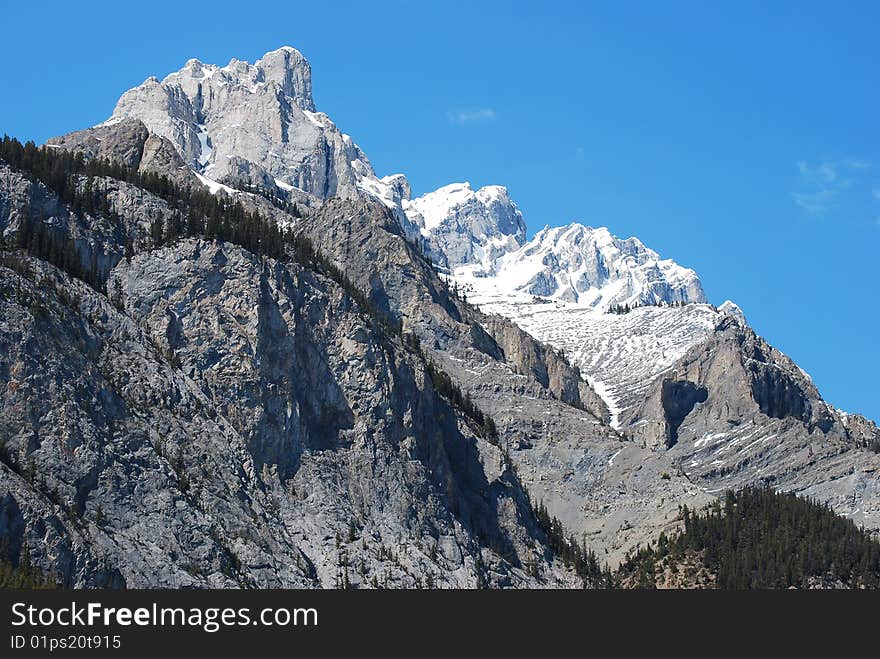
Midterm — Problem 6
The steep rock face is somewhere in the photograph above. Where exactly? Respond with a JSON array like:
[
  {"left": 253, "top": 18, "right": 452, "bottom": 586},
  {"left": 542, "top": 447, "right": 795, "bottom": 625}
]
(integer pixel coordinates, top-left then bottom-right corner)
[
  {"left": 478, "top": 315, "right": 608, "bottom": 419},
  {"left": 101, "top": 47, "right": 407, "bottom": 208},
  {"left": 46, "top": 119, "right": 197, "bottom": 189},
  {"left": 299, "top": 198, "right": 713, "bottom": 565},
  {"left": 623, "top": 318, "right": 880, "bottom": 532},
  {"left": 462, "top": 300, "right": 725, "bottom": 425},
  {"left": 299, "top": 198, "right": 593, "bottom": 412},
  {"left": 0, "top": 168, "right": 573, "bottom": 588},
  {"left": 660, "top": 380, "right": 709, "bottom": 448},
  {"left": 403, "top": 183, "right": 527, "bottom": 269}
]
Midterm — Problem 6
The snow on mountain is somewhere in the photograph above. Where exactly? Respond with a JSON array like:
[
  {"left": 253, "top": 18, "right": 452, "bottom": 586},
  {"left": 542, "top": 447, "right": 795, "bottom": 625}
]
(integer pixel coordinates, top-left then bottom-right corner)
[
  {"left": 102, "top": 46, "right": 408, "bottom": 209},
  {"left": 475, "top": 300, "right": 727, "bottom": 426},
  {"left": 402, "top": 177, "right": 715, "bottom": 420},
  {"left": 453, "top": 222, "right": 706, "bottom": 310},
  {"left": 400, "top": 181, "right": 715, "bottom": 421},
  {"left": 99, "top": 44, "right": 719, "bottom": 426},
  {"left": 403, "top": 182, "right": 527, "bottom": 269}
]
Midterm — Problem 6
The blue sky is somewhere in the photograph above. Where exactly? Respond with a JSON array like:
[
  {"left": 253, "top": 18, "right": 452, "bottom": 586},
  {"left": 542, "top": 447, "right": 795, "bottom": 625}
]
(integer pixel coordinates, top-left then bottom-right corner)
[{"left": 1, "top": 1, "right": 878, "bottom": 419}]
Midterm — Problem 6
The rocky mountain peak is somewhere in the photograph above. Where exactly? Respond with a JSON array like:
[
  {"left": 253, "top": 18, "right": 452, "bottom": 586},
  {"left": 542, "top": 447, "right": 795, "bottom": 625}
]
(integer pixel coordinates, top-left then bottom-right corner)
[
  {"left": 403, "top": 182, "right": 527, "bottom": 268},
  {"left": 451, "top": 220, "right": 707, "bottom": 309},
  {"left": 254, "top": 46, "right": 315, "bottom": 111},
  {"left": 102, "top": 47, "right": 402, "bottom": 208},
  {"left": 718, "top": 300, "right": 746, "bottom": 325}
]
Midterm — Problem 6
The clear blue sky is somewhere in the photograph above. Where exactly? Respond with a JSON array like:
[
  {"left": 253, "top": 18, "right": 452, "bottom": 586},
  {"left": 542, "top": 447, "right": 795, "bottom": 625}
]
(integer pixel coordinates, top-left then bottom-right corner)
[{"left": 2, "top": 1, "right": 877, "bottom": 420}]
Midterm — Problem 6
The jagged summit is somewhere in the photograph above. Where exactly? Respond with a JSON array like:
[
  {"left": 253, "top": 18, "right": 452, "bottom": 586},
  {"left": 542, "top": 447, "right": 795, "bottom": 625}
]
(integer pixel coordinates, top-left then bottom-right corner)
[
  {"left": 403, "top": 182, "right": 527, "bottom": 269},
  {"left": 718, "top": 299, "right": 746, "bottom": 324},
  {"left": 100, "top": 47, "right": 405, "bottom": 209},
  {"left": 444, "top": 218, "right": 706, "bottom": 310},
  {"left": 93, "top": 45, "right": 708, "bottom": 316}
]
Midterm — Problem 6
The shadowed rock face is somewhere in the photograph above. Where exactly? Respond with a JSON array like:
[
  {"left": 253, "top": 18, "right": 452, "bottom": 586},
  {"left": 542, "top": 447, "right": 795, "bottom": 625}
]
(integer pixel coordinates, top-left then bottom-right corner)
[
  {"left": 0, "top": 165, "right": 580, "bottom": 588},
  {"left": 660, "top": 380, "right": 708, "bottom": 448}
]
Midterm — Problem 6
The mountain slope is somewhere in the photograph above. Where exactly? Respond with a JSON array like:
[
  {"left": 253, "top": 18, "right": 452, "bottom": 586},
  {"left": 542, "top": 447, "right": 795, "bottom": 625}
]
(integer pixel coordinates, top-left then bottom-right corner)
[
  {"left": 0, "top": 144, "right": 575, "bottom": 588},
  {"left": 431, "top": 190, "right": 880, "bottom": 535},
  {"left": 3, "top": 43, "right": 877, "bottom": 588}
]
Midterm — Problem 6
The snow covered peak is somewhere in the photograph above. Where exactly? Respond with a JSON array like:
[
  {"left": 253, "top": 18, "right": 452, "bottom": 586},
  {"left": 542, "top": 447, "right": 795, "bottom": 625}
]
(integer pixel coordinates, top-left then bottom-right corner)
[
  {"left": 103, "top": 47, "right": 405, "bottom": 208},
  {"left": 452, "top": 221, "right": 707, "bottom": 310},
  {"left": 403, "top": 182, "right": 527, "bottom": 268},
  {"left": 719, "top": 300, "right": 746, "bottom": 325}
]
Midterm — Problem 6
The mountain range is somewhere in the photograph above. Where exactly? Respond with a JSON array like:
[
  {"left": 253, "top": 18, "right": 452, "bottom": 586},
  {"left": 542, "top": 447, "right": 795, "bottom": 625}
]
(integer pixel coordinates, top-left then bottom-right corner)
[{"left": 0, "top": 46, "right": 878, "bottom": 588}]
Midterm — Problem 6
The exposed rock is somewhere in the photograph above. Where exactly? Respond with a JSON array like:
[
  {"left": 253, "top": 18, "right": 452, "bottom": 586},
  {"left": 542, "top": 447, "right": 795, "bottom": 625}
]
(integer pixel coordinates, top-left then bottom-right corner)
[
  {"left": 403, "top": 183, "right": 527, "bottom": 269},
  {"left": 299, "top": 198, "right": 712, "bottom": 566},
  {"left": 0, "top": 171, "right": 575, "bottom": 587},
  {"left": 102, "top": 47, "right": 407, "bottom": 209},
  {"left": 450, "top": 223, "right": 706, "bottom": 310},
  {"left": 622, "top": 318, "right": 880, "bottom": 532},
  {"left": 47, "top": 119, "right": 197, "bottom": 188}
]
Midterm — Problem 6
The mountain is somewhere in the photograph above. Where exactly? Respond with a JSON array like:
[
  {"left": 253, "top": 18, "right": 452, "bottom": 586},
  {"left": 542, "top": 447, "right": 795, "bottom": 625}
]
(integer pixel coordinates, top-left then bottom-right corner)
[
  {"left": 454, "top": 222, "right": 706, "bottom": 309},
  {"left": 403, "top": 179, "right": 705, "bottom": 309},
  {"left": 1, "top": 45, "right": 878, "bottom": 588},
  {"left": 84, "top": 47, "right": 410, "bottom": 212},
  {"left": 0, "top": 141, "right": 586, "bottom": 588},
  {"left": 402, "top": 182, "right": 527, "bottom": 269},
  {"left": 430, "top": 185, "right": 880, "bottom": 535}
]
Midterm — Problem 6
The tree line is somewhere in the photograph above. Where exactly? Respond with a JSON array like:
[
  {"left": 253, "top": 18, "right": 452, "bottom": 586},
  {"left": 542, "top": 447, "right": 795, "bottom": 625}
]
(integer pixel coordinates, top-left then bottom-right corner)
[
  {"left": 532, "top": 500, "right": 616, "bottom": 588},
  {"left": 617, "top": 486, "right": 880, "bottom": 589},
  {"left": 607, "top": 300, "right": 691, "bottom": 314}
]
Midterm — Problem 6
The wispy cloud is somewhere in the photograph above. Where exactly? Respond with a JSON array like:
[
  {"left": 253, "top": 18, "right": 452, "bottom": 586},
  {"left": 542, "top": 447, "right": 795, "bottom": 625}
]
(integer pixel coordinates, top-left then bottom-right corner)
[
  {"left": 792, "top": 158, "right": 870, "bottom": 215},
  {"left": 447, "top": 108, "right": 496, "bottom": 124}
]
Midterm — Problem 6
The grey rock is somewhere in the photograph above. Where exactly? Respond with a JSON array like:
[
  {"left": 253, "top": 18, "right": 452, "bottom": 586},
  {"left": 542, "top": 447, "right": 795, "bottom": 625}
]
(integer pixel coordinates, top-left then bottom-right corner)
[
  {"left": 47, "top": 119, "right": 197, "bottom": 188},
  {"left": 0, "top": 169, "right": 576, "bottom": 587},
  {"left": 102, "top": 47, "right": 407, "bottom": 209}
]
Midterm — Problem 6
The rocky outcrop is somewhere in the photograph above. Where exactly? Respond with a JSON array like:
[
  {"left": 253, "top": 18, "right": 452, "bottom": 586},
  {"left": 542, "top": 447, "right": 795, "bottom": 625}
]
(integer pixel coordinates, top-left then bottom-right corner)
[
  {"left": 620, "top": 317, "right": 880, "bottom": 532},
  {"left": 660, "top": 380, "right": 709, "bottom": 448},
  {"left": 403, "top": 183, "right": 527, "bottom": 269},
  {"left": 47, "top": 119, "right": 197, "bottom": 189},
  {"left": 101, "top": 47, "right": 407, "bottom": 209},
  {"left": 299, "top": 198, "right": 598, "bottom": 412},
  {"left": 0, "top": 167, "right": 576, "bottom": 588}
]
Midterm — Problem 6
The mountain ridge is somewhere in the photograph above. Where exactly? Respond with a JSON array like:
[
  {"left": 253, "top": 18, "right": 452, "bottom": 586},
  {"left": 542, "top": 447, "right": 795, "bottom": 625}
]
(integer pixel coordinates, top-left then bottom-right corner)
[{"left": 0, "top": 44, "right": 877, "bottom": 589}]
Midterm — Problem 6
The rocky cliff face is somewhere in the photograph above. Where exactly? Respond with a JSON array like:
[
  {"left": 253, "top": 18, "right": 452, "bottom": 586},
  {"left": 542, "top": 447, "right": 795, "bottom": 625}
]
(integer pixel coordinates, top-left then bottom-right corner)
[
  {"left": 100, "top": 47, "right": 408, "bottom": 211},
  {"left": 619, "top": 317, "right": 880, "bottom": 531},
  {"left": 0, "top": 164, "right": 579, "bottom": 588},
  {"left": 403, "top": 183, "right": 527, "bottom": 269},
  {"left": 47, "top": 119, "right": 197, "bottom": 189}
]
